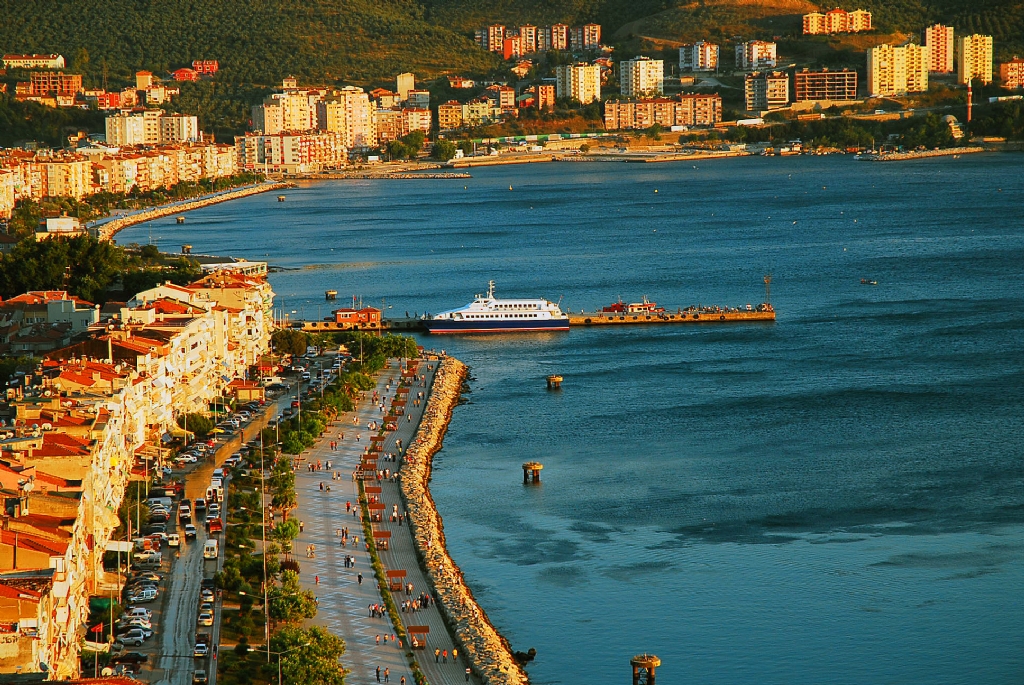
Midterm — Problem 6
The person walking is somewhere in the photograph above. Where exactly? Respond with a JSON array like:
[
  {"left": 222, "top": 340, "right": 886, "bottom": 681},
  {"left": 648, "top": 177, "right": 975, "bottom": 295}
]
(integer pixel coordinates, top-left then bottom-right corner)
[
  {"left": 384, "top": 668, "right": 390, "bottom": 683},
  {"left": 358, "top": 573, "right": 363, "bottom": 585},
  {"left": 443, "top": 649, "right": 448, "bottom": 663},
  {"left": 435, "top": 648, "right": 440, "bottom": 663},
  {"left": 466, "top": 667, "right": 471, "bottom": 681},
  {"left": 375, "top": 666, "right": 381, "bottom": 683},
  {"left": 453, "top": 648, "right": 458, "bottom": 662},
  {"left": 299, "top": 520, "right": 304, "bottom": 532}
]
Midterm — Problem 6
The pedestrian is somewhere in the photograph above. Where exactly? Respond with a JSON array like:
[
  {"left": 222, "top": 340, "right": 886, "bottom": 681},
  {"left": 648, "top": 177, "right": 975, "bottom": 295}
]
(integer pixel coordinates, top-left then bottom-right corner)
[
  {"left": 401, "top": 677, "right": 406, "bottom": 685},
  {"left": 358, "top": 573, "right": 363, "bottom": 585},
  {"left": 466, "top": 667, "right": 471, "bottom": 681},
  {"left": 443, "top": 649, "right": 448, "bottom": 663},
  {"left": 315, "top": 575, "right": 319, "bottom": 585},
  {"left": 299, "top": 520, "right": 304, "bottom": 532},
  {"left": 376, "top": 666, "right": 381, "bottom": 682},
  {"left": 376, "top": 634, "right": 380, "bottom": 645},
  {"left": 384, "top": 668, "right": 390, "bottom": 683},
  {"left": 435, "top": 648, "right": 440, "bottom": 663},
  {"left": 453, "top": 648, "right": 458, "bottom": 662}
]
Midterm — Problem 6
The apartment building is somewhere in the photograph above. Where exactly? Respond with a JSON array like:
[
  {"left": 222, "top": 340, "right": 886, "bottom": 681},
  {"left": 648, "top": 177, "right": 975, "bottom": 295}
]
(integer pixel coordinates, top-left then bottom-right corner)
[
  {"left": 620, "top": 57, "right": 665, "bottom": 97},
  {"left": 603, "top": 93, "right": 723, "bottom": 129},
  {"left": 234, "top": 130, "right": 346, "bottom": 174},
  {"left": 316, "top": 87, "right": 375, "bottom": 149},
  {"left": 803, "top": 8, "right": 871, "bottom": 34},
  {"left": 744, "top": 71, "right": 790, "bottom": 111},
  {"left": 437, "top": 101, "right": 464, "bottom": 131},
  {"left": 924, "top": 24, "right": 955, "bottom": 73},
  {"left": 793, "top": 68, "right": 858, "bottom": 102},
  {"left": 536, "top": 84, "right": 556, "bottom": 110},
  {"left": 1000, "top": 57, "right": 1024, "bottom": 88},
  {"left": 29, "top": 72, "right": 82, "bottom": 97},
  {"left": 867, "top": 43, "right": 929, "bottom": 96},
  {"left": 253, "top": 90, "right": 321, "bottom": 134},
  {"left": 958, "top": 34, "right": 993, "bottom": 84},
  {"left": 105, "top": 111, "right": 199, "bottom": 146},
  {"left": 396, "top": 72, "right": 415, "bottom": 101},
  {"left": 0, "top": 262, "right": 274, "bottom": 677},
  {"left": 736, "top": 41, "right": 778, "bottom": 70},
  {"left": 679, "top": 41, "right": 720, "bottom": 72},
  {"left": 477, "top": 22, "right": 596, "bottom": 53},
  {"left": 2, "top": 54, "right": 65, "bottom": 69},
  {"left": 556, "top": 63, "right": 602, "bottom": 103},
  {"left": 192, "top": 60, "right": 219, "bottom": 75},
  {"left": 550, "top": 24, "right": 570, "bottom": 51},
  {"left": 0, "top": 169, "right": 14, "bottom": 219},
  {"left": 519, "top": 25, "right": 538, "bottom": 54}
]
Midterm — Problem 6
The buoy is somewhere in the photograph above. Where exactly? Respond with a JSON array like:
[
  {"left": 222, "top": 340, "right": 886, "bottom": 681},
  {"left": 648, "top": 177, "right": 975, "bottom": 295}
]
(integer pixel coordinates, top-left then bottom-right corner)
[
  {"left": 509, "top": 185, "right": 513, "bottom": 191},
  {"left": 654, "top": 189, "right": 658, "bottom": 193}
]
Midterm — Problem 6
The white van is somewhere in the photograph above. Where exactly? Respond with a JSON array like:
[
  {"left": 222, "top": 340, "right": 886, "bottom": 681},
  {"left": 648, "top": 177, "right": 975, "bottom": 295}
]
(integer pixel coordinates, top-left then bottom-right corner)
[
  {"left": 203, "top": 540, "right": 219, "bottom": 560},
  {"left": 167, "top": 534, "right": 181, "bottom": 547}
]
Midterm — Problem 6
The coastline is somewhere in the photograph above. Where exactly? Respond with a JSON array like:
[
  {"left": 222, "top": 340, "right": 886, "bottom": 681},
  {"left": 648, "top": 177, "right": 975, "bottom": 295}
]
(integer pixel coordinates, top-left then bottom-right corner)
[
  {"left": 401, "top": 357, "right": 530, "bottom": 685},
  {"left": 94, "top": 181, "right": 293, "bottom": 241}
]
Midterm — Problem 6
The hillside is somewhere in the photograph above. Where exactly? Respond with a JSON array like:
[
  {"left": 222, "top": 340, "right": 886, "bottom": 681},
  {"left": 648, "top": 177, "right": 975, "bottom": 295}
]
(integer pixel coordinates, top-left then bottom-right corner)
[{"left": 0, "top": 0, "right": 498, "bottom": 87}]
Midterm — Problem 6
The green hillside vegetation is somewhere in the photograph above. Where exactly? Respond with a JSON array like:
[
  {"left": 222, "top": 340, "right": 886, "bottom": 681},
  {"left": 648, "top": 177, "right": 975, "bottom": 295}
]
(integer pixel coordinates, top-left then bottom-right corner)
[
  {"left": 0, "top": 95, "right": 104, "bottom": 147},
  {"left": 0, "top": 0, "right": 497, "bottom": 88}
]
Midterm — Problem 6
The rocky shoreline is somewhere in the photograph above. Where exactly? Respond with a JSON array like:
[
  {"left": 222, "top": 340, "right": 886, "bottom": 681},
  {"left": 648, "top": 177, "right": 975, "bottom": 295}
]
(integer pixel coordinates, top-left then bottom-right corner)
[
  {"left": 401, "top": 357, "right": 529, "bottom": 685},
  {"left": 94, "top": 181, "right": 294, "bottom": 240}
]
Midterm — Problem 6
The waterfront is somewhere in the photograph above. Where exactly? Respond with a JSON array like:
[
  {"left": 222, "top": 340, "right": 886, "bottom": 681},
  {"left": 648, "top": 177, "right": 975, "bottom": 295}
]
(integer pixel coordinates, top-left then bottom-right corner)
[{"left": 120, "top": 155, "right": 1024, "bottom": 685}]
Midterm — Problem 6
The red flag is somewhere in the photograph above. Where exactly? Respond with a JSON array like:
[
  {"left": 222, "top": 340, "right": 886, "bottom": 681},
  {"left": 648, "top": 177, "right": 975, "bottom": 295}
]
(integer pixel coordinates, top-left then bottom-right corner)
[{"left": 90, "top": 623, "right": 103, "bottom": 633}]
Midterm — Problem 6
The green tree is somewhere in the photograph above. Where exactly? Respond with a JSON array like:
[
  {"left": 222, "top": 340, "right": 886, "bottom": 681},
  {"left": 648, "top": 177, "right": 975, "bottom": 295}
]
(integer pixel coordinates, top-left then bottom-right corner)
[
  {"left": 177, "top": 413, "right": 214, "bottom": 437},
  {"left": 432, "top": 139, "right": 457, "bottom": 161},
  {"left": 268, "top": 571, "right": 318, "bottom": 623},
  {"left": 272, "top": 329, "right": 309, "bottom": 356},
  {"left": 270, "top": 626, "right": 346, "bottom": 685}
]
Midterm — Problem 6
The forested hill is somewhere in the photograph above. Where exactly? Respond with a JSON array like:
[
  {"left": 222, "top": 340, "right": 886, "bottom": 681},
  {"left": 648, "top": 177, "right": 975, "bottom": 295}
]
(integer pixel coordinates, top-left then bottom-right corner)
[
  {"left": 0, "top": 0, "right": 1021, "bottom": 89},
  {"left": 0, "top": 0, "right": 502, "bottom": 87}
]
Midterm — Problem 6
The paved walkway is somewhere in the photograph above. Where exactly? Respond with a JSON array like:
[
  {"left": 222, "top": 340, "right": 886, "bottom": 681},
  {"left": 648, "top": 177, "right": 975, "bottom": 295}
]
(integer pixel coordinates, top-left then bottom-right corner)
[{"left": 293, "top": 360, "right": 478, "bottom": 685}]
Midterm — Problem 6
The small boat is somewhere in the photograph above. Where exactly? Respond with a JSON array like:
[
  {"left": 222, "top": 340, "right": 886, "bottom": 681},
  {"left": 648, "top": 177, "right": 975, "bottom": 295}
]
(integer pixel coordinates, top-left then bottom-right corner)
[
  {"left": 602, "top": 295, "right": 666, "bottom": 314},
  {"left": 860, "top": 279, "right": 878, "bottom": 285}
]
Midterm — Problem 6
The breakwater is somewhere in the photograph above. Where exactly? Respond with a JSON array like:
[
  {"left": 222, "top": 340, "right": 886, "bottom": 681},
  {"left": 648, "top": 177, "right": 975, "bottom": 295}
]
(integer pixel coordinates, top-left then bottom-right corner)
[
  {"left": 857, "top": 146, "right": 984, "bottom": 161},
  {"left": 401, "top": 357, "right": 529, "bottom": 685},
  {"left": 94, "top": 182, "right": 293, "bottom": 240}
]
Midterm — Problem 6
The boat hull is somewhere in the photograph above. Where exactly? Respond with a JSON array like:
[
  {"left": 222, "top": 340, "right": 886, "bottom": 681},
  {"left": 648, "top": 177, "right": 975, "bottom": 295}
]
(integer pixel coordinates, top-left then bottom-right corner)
[{"left": 425, "top": 318, "right": 570, "bottom": 334}]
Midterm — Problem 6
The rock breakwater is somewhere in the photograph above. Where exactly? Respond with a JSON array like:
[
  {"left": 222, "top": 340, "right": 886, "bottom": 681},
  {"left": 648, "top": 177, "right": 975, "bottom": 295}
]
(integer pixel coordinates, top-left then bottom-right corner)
[
  {"left": 401, "top": 357, "right": 529, "bottom": 685},
  {"left": 94, "top": 181, "right": 293, "bottom": 240}
]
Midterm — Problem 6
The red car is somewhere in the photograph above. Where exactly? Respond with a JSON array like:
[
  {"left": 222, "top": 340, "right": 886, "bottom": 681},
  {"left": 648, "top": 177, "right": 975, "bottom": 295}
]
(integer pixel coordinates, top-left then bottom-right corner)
[{"left": 290, "top": 400, "right": 299, "bottom": 408}]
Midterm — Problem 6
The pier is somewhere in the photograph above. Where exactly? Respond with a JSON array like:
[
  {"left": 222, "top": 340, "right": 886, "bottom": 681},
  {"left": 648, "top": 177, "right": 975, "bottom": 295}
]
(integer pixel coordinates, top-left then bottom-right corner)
[{"left": 568, "top": 308, "right": 775, "bottom": 326}]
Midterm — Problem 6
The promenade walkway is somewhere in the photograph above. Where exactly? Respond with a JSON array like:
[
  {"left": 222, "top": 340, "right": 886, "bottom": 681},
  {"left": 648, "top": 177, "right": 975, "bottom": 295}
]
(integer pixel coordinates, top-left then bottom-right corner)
[{"left": 292, "top": 360, "right": 479, "bottom": 685}]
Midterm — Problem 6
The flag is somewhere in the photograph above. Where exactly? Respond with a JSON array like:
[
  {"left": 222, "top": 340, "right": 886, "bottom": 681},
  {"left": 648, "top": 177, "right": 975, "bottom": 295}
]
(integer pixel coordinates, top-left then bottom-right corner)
[{"left": 90, "top": 623, "right": 103, "bottom": 634}]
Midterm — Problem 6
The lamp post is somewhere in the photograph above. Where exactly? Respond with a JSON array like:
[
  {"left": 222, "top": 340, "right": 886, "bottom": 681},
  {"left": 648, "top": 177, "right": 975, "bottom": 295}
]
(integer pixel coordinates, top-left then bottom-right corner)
[{"left": 267, "top": 641, "right": 312, "bottom": 685}]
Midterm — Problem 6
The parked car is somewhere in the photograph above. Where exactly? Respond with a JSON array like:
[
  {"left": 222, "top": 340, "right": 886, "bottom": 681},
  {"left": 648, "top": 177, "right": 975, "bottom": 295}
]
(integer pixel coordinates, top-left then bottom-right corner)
[
  {"left": 115, "top": 629, "right": 149, "bottom": 647},
  {"left": 208, "top": 502, "right": 221, "bottom": 516},
  {"left": 128, "top": 588, "right": 157, "bottom": 603},
  {"left": 124, "top": 607, "right": 152, "bottom": 620},
  {"left": 111, "top": 652, "right": 149, "bottom": 665}
]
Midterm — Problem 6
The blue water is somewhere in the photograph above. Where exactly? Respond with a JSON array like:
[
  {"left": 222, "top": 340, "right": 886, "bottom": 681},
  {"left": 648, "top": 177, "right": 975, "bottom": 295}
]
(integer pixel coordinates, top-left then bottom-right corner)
[{"left": 120, "top": 156, "right": 1024, "bottom": 684}]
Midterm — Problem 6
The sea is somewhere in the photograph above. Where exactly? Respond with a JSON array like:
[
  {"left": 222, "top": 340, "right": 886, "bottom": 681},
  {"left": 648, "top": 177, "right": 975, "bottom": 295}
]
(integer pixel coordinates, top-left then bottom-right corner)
[{"left": 120, "top": 155, "right": 1024, "bottom": 685}]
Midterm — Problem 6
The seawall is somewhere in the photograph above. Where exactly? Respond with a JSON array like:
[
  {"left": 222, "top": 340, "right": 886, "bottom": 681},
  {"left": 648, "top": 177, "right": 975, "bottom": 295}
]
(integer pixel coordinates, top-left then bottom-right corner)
[
  {"left": 401, "top": 357, "right": 530, "bottom": 685},
  {"left": 94, "top": 181, "right": 293, "bottom": 241}
]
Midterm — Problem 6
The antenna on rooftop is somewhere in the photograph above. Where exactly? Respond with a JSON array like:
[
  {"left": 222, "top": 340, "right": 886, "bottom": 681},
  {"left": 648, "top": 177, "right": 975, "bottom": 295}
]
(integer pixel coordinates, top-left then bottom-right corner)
[{"left": 764, "top": 273, "right": 772, "bottom": 305}]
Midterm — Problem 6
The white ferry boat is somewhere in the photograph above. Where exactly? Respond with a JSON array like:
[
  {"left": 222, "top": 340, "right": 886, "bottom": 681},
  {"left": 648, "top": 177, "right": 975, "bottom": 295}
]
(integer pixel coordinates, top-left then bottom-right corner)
[{"left": 425, "top": 281, "right": 570, "bottom": 334}]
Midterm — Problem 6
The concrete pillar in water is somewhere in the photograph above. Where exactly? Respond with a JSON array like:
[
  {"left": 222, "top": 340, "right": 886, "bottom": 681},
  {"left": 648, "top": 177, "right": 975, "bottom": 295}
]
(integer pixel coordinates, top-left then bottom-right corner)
[{"left": 631, "top": 654, "right": 660, "bottom": 685}]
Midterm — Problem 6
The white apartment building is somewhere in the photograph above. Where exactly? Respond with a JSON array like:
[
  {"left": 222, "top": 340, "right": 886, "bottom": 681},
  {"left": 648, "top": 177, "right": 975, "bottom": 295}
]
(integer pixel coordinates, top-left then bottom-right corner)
[
  {"left": 253, "top": 90, "right": 322, "bottom": 134},
  {"left": 924, "top": 24, "right": 954, "bottom": 73},
  {"left": 958, "top": 34, "right": 993, "bottom": 84},
  {"left": 105, "top": 111, "right": 198, "bottom": 145},
  {"left": 736, "top": 41, "right": 778, "bottom": 70},
  {"left": 680, "top": 41, "right": 720, "bottom": 72},
  {"left": 556, "top": 63, "right": 602, "bottom": 104},
  {"left": 317, "top": 86, "right": 376, "bottom": 149},
  {"left": 867, "top": 43, "right": 929, "bottom": 96},
  {"left": 620, "top": 57, "right": 664, "bottom": 96},
  {"left": 396, "top": 72, "right": 415, "bottom": 101},
  {"left": 745, "top": 71, "right": 791, "bottom": 111}
]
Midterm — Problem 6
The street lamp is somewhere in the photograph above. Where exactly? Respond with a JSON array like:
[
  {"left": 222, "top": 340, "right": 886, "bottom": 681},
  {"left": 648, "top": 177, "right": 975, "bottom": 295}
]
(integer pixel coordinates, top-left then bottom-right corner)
[{"left": 267, "top": 641, "right": 312, "bottom": 685}]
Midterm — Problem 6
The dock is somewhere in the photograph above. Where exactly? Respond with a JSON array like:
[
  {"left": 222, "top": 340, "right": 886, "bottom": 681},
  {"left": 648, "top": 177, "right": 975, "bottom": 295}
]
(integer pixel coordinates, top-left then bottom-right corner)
[{"left": 568, "top": 309, "right": 775, "bottom": 326}]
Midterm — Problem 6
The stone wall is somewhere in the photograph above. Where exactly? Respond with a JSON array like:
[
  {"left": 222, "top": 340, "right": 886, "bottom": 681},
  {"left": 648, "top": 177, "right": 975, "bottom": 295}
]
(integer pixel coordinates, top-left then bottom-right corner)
[{"left": 400, "top": 357, "right": 529, "bottom": 685}]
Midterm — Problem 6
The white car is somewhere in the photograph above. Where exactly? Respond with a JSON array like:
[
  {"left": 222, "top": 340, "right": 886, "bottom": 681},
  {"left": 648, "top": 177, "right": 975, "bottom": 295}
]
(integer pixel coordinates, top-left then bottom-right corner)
[
  {"left": 167, "top": 534, "right": 181, "bottom": 547},
  {"left": 197, "top": 612, "right": 214, "bottom": 627},
  {"left": 193, "top": 643, "right": 209, "bottom": 658}
]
